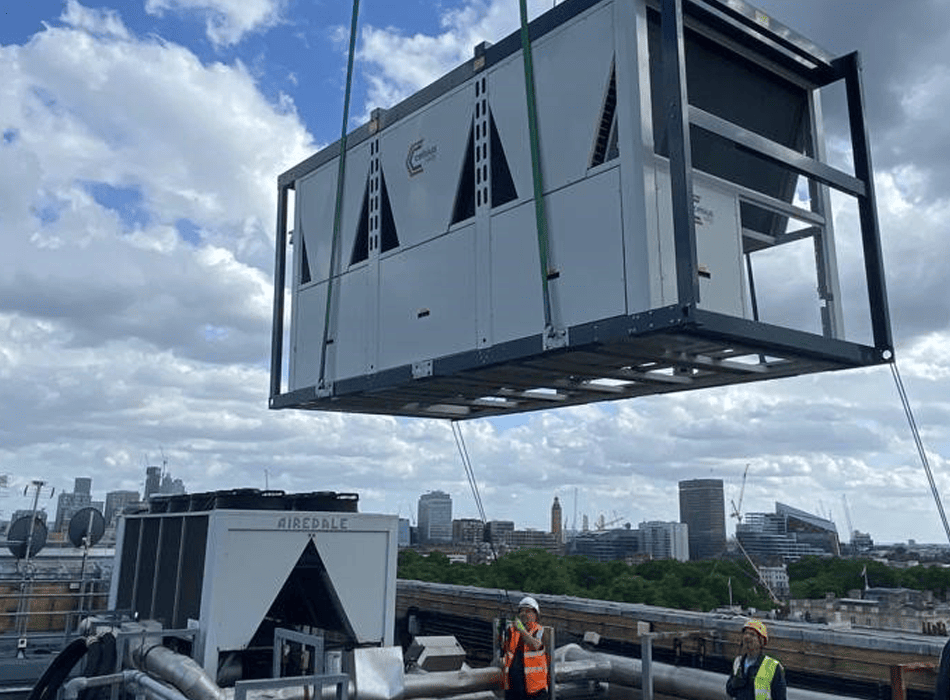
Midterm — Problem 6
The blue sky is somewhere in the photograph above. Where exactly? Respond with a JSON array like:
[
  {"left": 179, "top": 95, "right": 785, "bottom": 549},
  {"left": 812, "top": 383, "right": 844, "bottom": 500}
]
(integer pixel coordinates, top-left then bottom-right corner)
[{"left": 2, "top": 0, "right": 950, "bottom": 544}]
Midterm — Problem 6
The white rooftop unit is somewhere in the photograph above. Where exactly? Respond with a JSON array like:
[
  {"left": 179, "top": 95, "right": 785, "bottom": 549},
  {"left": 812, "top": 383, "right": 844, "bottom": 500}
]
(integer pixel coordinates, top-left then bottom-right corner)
[
  {"left": 270, "top": 0, "right": 892, "bottom": 419},
  {"left": 108, "top": 491, "right": 398, "bottom": 683}
]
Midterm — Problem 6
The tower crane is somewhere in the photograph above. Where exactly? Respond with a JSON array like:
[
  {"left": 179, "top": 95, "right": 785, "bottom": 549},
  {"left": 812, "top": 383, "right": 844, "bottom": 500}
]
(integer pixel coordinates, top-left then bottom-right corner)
[
  {"left": 730, "top": 464, "right": 749, "bottom": 523},
  {"left": 842, "top": 494, "right": 855, "bottom": 543}
]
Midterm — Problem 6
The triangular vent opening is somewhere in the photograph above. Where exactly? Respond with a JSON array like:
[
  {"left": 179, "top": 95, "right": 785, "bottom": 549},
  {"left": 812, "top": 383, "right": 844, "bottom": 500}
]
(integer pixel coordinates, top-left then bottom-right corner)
[
  {"left": 451, "top": 109, "right": 519, "bottom": 226},
  {"left": 350, "top": 168, "right": 400, "bottom": 266},
  {"left": 451, "top": 123, "right": 476, "bottom": 225},
  {"left": 591, "top": 63, "right": 619, "bottom": 168},
  {"left": 247, "top": 540, "right": 355, "bottom": 651},
  {"left": 299, "top": 230, "right": 312, "bottom": 284},
  {"left": 489, "top": 112, "right": 517, "bottom": 208},
  {"left": 379, "top": 170, "right": 399, "bottom": 253},
  {"left": 350, "top": 179, "right": 370, "bottom": 266}
]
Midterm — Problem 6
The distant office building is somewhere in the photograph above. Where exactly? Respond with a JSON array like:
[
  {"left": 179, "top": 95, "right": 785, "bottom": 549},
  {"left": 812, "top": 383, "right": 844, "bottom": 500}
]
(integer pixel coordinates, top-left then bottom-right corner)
[
  {"left": 737, "top": 502, "right": 839, "bottom": 563},
  {"left": 453, "top": 518, "right": 484, "bottom": 544},
  {"left": 105, "top": 490, "right": 140, "bottom": 525},
  {"left": 506, "top": 529, "right": 560, "bottom": 555},
  {"left": 418, "top": 491, "right": 453, "bottom": 544},
  {"left": 758, "top": 565, "right": 790, "bottom": 598},
  {"left": 551, "top": 497, "right": 562, "bottom": 539},
  {"left": 569, "top": 527, "right": 640, "bottom": 562},
  {"left": 144, "top": 465, "right": 186, "bottom": 499},
  {"left": 678, "top": 479, "right": 726, "bottom": 560},
  {"left": 144, "top": 467, "right": 162, "bottom": 499},
  {"left": 54, "top": 478, "right": 95, "bottom": 532},
  {"left": 790, "top": 587, "right": 950, "bottom": 634},
  {"left": 639, "top": 521, "right": 689, "bottom": 561},
  {"left": 398, "top": 518, "right": 411, "bottom": 547},
  {"left": 160, "top": 473, "right": 185, "bottom": 495},
  {"left": 486, "top": 520, "right": 514, "bottom": 547}
]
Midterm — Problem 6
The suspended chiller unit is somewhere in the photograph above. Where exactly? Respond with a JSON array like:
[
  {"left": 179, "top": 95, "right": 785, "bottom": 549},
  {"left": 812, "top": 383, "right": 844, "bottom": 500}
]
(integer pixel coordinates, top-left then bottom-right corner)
[{"left": 270, "top": 0, "right": 893, "bottom": 419}]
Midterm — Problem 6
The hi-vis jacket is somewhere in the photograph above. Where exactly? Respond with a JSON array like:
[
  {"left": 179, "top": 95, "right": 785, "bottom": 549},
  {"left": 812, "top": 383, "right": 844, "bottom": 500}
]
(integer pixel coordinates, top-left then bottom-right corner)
[
  {"left": 726, "top": 654, "right": 786, "bottom": 700},
  {"left": 503, "top": 621, "right": 548, "bottom": 695}
]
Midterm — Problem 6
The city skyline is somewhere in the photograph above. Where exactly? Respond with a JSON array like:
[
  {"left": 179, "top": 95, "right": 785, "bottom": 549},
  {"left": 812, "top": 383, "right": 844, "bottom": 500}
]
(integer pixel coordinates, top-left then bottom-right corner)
[{"left": 2, "top": 1, "right": 950, "bottom": 545}]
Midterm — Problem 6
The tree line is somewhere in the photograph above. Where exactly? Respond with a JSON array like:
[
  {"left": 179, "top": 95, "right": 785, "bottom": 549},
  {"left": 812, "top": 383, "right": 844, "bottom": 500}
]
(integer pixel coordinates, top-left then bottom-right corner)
[{"left": 398, "top": 550, "right": 950, "bottom": 612}]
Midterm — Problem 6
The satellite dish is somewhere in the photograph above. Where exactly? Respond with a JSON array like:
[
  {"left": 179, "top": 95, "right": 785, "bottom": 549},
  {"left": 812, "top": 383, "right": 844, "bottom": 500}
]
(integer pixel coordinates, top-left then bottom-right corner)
[
  {"left": 6, "top": 516, "right": 48, "bottom": 559},
  {"left": 68, "top": 507, "right": 106, "bottom": 548}
]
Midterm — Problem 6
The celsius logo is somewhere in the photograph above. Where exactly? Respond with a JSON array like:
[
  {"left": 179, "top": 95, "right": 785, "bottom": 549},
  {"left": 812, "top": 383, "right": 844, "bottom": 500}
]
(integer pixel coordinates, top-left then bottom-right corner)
[{"left": 406, "top": 139, "right": 437, "bottom": 176}]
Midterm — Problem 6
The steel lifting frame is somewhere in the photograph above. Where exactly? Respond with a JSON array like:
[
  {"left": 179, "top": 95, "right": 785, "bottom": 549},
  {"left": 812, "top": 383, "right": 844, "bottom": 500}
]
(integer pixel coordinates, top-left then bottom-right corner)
[{"left": 661, "top": 0, "right": 892, "bottom": 357}]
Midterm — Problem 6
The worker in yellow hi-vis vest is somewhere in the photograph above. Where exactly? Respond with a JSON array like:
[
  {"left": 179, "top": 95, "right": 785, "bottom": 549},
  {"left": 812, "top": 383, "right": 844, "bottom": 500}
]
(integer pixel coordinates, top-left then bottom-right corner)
[{"left": 726, "top": 619, "right": 787, "bottom": 700}]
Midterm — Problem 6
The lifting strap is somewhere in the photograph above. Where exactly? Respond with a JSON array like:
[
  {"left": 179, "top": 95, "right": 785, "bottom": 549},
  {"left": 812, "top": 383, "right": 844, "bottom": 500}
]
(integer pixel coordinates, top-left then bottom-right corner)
[
  {"left": 318, "top": 0, "right": 362, "bottom": 391},
  {"left": 518, "top": 0, "right": 558, "bottom": 339}
]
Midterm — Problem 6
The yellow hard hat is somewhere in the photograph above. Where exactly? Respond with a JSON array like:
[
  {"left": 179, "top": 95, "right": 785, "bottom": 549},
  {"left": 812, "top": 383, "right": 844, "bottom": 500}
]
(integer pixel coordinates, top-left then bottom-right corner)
[{"left": 743, "top": 619, "right": 768, "bottom": 643}]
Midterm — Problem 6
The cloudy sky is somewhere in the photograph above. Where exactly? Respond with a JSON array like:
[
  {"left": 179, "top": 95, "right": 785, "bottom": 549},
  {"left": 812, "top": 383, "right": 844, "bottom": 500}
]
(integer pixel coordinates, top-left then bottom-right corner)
[{"left": 1, "top": 0, "right": 949, "bottom": 545}]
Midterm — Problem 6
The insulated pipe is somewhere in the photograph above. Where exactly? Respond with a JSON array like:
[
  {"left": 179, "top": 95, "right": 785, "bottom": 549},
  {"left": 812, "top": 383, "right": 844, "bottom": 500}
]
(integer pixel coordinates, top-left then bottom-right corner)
[
  {"left": 131, "top": 643, "right": 226, "bottom": 700},
  {"left": 63, "top": 671, "right": 192, "bottom": 700},
  {"left": 558, "top": 645, "right": 858, "bottom": 700},
  {"left": 402, "top": 666, "right": 501, "bottom": 699}
]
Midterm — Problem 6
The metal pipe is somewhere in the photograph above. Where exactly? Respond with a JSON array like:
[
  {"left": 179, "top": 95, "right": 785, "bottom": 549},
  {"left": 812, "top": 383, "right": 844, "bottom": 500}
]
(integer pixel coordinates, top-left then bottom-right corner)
[
  {"left": 558, "top": 645, "right": 858, "bottom": 700},
  {"left": 132, "top": 643, "right": 226, "bottom": 700},
  {"left": 402, "top": 666, "right": 501, "bottom": 699},
  {"left": 63, "top": 671, "right": 193, "bottom": 700}
]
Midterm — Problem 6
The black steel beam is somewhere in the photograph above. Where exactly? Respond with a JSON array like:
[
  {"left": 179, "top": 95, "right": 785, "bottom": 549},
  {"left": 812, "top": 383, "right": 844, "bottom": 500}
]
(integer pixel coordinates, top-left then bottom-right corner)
[
  {"left": 689, "top": 106, "right": 866, "bottom": 198},
  {"left": 661, "top": 0, "right": 700, "bottom": 311},
  {"left": 269, "top": 184, "right": 291, "bottom": 404},
  {"left": 834, "top": 51, "right": 894, "bottom": 359}
]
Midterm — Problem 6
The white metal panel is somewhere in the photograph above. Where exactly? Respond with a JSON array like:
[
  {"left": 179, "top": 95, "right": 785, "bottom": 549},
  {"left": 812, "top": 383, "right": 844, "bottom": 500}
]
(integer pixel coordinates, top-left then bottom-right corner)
[
  {"left": 487, "top": 54, "right": 530, "bottom": 209},
  {"left": 616, "top": 0, "right": 659, "bottom": 314},
  {"left": 295, "top": 165, "right": 335, "bottom": 287},
  {"left": 197, "top": 510, "right": 398, "bottom": 676},
  {"left": 546, "top": 167, "right": 626, "bottom": 327},
  {"left": 316, "top": 531, "right": 395, "bottom": 644},
  {"left": 290, "top": 260, "right": 369, "bottom": 389},
  {"left": 297, "top": 144, "right": 371, "bottom": 285},
  {"left": 377, "top": 226, "right": 477, "bottom": 370},
  {"left": 654, "top": 160, "right": 747, "bottom": 318},
  {"left": 378, "top": 85, "right": 473, "bottom": 250},
  {"left": 532, "top": 2, "right": 616, "bottom": 193},
  {"left": 489, "top": 201, "right": 545, "bottom": 345},
  {"left": 328, "top": 267, "right": 370, "bottom": 381},
  {"left": 289, "top": 282, "right": 326, "bottom": 390},
  {"left": 200, "top": 522, "right": 308, "bottom": 675}
]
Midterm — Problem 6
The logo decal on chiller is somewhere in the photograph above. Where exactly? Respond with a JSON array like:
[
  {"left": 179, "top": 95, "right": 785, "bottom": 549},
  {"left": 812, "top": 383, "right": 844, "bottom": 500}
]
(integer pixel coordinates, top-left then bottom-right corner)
[
  {"left": 406, "top": 139, "right": 437, "bottom": 176},
  {"left": 276, "top": 515, "right": 349, "bottom": 531}
]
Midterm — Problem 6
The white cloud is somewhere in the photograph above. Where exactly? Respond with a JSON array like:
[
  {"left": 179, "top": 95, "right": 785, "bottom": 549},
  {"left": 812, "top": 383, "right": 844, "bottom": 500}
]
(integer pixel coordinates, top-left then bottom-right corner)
[
  {"left": 144, "top": 0, "right": 285, "bottom": 48},
  {"left": 61, "top": 0, "right": 131, "bottom": 40},
  {"left": 356, "top": 0, "right": 556, "bottom": 115},
  {"left": 2, "top": 0, "right": 950, "bottom": 549}
]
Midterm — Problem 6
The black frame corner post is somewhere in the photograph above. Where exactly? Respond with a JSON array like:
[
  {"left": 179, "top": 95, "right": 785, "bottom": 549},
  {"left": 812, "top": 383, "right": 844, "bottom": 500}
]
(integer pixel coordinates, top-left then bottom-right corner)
[
  {"left": 834, "top": 50, "right": 894, "bottom": 359},
  {"left": 661, "top": 0, "right": 700, "bottom": 313},
  {"left": 270, "top": 182, "right": 291, "bottom": 405}
]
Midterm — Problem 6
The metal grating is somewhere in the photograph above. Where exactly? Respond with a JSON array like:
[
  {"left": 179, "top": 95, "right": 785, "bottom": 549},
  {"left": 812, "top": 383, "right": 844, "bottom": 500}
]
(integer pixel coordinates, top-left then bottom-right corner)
[{"left": 271, "top": 308, "right": 887, "bottom": 420}]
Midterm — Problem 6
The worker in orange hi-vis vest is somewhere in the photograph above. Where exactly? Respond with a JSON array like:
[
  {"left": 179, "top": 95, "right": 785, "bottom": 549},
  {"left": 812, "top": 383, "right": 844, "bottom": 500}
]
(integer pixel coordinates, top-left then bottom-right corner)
[
  {"left": 727, "top": 618, "right": 787, "bottom": 700},
  {"left": 502, "top": 596, "right": 549, "bottom": 700}
]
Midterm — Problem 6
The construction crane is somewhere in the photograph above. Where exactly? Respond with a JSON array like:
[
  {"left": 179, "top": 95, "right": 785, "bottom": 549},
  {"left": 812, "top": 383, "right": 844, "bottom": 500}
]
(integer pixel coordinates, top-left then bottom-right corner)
[
  {"left": 595, "top": 512, "right": 627, "bottom": 531},
  {"left": 842, "top": 494, "right": 855, "bottom": 544},
  {"left": 730, "top": 464, "right": 749, "bottom": 523}
]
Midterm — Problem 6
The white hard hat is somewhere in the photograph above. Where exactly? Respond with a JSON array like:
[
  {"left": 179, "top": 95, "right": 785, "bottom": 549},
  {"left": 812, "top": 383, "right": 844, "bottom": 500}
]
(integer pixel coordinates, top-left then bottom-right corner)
[{"left": 518, "top": 596, "right": 540, "bottom": 613}]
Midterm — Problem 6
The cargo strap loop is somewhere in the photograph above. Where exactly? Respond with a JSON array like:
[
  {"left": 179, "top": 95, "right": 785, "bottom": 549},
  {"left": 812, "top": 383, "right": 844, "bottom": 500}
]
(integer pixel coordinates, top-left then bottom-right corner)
[{"left": 318, "top": 0, "right": 362, "bottom": 391}]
